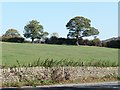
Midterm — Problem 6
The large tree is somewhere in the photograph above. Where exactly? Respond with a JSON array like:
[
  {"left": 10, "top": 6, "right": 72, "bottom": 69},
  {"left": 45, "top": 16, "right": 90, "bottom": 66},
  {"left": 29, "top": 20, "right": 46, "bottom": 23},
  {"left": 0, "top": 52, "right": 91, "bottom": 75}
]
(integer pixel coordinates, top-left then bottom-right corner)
[
  {"left": 24, "top": 20, "right": 48, "bottom": 43},
  {"left": 66, "top": 16, "right": 99, "bottom": 46}
]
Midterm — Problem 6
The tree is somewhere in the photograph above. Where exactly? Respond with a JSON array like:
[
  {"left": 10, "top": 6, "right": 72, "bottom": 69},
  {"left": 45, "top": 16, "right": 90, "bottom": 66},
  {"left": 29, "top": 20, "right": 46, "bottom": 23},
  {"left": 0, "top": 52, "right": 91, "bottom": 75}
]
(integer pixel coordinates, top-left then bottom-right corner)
[
  {"left": 37, "top": 31, "right": 49, "bottom": 43},
  {"left": 41, "top": 32, "right": 49, "bottom": 40},
  {"left": 66, "top": 16, "right": 99, "bottom": 46},
  {"left": 92, "top": 38, "right": 101, "bottom": 46},
  {"left": 24, "top": 20, "right": 46, "bottom": 43},
  {"left": 51, "top": 32, "right": 59, "bottom": 38},
  {"left": 3, "top": 29, "right": 21, "bottom": 37},
  {"left": 83, "top": 39, "right": 89, "bottom": 45},
  {"left": 2, "top": 29, "right": 24, "bottom": 43}
]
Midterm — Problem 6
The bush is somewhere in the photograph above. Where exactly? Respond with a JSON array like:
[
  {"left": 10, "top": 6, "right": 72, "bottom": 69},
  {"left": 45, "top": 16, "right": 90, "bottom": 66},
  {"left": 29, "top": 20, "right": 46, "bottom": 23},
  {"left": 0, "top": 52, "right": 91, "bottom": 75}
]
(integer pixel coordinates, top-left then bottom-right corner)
[
  {"left": 91, "top": 38, "right": 101, "bottom": 46},
  {"left": 2, "top": 36, "right": 24, "bottom": 43},
  {"left": 107, "top": 40, "right": 120, "bottom": 48},
  {"left": 45, "top": 38, "right": 82, "bottom": 45},
  {"left": 0, "top": 36, "right": 2, "bottom": 41}
]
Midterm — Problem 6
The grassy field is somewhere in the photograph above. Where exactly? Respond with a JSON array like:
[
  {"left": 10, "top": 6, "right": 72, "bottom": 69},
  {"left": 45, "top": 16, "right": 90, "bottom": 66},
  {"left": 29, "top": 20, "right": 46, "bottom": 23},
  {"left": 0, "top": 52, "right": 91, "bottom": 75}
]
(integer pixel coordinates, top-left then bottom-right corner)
[{"left": 2, "top": 42, "right": 118, "bottom": 66}]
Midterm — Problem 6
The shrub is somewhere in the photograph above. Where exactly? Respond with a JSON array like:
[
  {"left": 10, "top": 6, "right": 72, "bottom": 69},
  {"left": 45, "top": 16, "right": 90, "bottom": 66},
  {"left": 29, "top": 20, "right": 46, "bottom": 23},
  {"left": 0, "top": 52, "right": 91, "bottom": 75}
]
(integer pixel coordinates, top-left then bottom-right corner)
[{"left": 2, "top": 36, "right": 24, "bottom": 43}]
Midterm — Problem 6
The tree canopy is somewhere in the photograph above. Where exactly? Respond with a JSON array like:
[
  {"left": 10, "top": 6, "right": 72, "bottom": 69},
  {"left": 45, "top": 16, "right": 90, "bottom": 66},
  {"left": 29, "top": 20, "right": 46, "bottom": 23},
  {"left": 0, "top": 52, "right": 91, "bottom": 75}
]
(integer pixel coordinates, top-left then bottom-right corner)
[
  {"left": 3, "top": 29, "right": 21, "bottom": 37},
  {"left": 24, "top": 20, "right": 48, "bottom": 43},
  {"left": 66, "top": 16, "right": 99, "bottom": 46},
  {"left": 2, "top": 29, "right": 24, "bottom": 43},
  {"left": 51, "top": 32, "right": 59, "bottom": 38}
]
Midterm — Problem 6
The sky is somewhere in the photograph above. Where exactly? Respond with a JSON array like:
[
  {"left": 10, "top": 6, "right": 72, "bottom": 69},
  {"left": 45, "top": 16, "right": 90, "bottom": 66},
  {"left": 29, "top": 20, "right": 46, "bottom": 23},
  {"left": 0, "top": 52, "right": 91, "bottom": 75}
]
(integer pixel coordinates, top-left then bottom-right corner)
[{"left": 1, "top": 1, "right": 118, "bottom": 40}]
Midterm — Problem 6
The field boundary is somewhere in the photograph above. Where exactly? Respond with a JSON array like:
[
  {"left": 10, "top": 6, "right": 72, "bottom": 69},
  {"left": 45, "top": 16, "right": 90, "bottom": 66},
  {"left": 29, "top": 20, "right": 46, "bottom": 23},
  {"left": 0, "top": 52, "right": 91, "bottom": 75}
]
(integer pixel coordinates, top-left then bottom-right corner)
[{"left": 1, "top": 67, "right": 119, "bottom": 87}]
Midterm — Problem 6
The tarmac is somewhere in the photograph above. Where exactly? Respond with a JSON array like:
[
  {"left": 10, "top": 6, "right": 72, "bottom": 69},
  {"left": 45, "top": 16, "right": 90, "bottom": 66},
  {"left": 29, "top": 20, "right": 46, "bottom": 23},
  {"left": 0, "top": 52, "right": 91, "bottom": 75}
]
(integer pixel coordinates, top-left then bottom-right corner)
[{"left": 1, "top": 81, "right": 120, "bottom": 90}]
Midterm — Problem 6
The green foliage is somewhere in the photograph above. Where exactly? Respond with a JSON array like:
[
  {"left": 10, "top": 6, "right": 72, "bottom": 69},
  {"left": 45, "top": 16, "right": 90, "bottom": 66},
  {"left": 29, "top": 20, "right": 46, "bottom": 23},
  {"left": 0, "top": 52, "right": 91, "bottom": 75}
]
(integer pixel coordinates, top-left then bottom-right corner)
[
  {"left": 3, "top": 29, "right": 21, "bottom": 37},
  {"left": 91, "top": 38, "right": 101, "bottom": 46},
  {"left": 51, "top": 32, "right": 59, "bottom": 38},
  {"left": 3, "top": 81, "right": 20, "bottom": 87},
  {"left": 82, "top": 27, "right": 99, "bottom": 37},
  {"left": 0, "top": 36, "right": 2, "bottom": 41},
  {"left": 2, "top": 29, "right": 24, "bottom": 43},
  {"left": 41, "top": 32, "right": 49, "bottom": 40},
  {"left": 2, "top": 80, "right": 53, "bottom": 87},
  {"left": 24, "top": 20, "right": 48, "bottom": 43},
  {"left": 66, "top": 16, "right": 99, "bottom": 45},
  {"left": 102, "top": 37, "right": 120, "bottom": 48},
  {"left": 2, "top": 59, "right": 118, "bottom": 87},
  {"left": 2, "top": 37, "right": 24, "bottom": 43},
  {"left": 107, "top": 40, "right": 120, "bottom": 48}
]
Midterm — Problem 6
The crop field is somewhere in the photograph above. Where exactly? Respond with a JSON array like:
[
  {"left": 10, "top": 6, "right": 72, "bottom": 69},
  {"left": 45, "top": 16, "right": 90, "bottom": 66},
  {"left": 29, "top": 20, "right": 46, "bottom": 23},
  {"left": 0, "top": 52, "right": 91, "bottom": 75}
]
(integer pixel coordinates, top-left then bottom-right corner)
[{"left": 2, "top": 42, "right": 118, "bottom": 67}]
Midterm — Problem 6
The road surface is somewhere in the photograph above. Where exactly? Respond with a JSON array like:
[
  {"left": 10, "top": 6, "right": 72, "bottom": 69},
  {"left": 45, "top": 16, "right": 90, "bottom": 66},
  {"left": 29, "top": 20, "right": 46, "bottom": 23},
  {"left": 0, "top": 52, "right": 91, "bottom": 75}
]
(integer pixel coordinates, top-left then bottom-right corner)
[{"left": 1, "top": 81, "right": 120, "bottom": 90}]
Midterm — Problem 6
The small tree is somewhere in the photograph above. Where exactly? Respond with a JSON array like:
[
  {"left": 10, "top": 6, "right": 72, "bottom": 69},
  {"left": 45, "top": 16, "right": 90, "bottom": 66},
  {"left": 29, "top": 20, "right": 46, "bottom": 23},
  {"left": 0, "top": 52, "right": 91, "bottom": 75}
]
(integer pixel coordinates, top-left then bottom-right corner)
[
  {"left": 2, "top": 29, "right": 24, "bottom": 43},
  {"left": 51, "top": 32, "right": 59, "bottom": 38},
  {"left": 66, "top": 16, "right": 99, "bottom": 46},
  {"left": 3, "top": 29, "right": 21, "bottom": 37},
  {"left": 92, "top": 38, "right": 101, "bottom": 46},
  {"left": 24, "top": 20, "right": 45, "bottom": 43},
  {"left": 37, "top": 31, "right": 49, "bottom": 43},
  {"left": 83, "top": 39, "right": 89, "bottom": 45},
  {"left": 41, "top": 32, "right": 49, "bottom": 40}
]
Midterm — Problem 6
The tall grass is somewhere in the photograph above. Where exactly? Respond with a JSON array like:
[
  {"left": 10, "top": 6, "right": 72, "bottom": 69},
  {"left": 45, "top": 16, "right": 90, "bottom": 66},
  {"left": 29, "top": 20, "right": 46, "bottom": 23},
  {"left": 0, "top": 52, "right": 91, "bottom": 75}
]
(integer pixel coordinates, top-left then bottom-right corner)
[{"left": 1, "top": 58, "right": 118, "bottom": 68}]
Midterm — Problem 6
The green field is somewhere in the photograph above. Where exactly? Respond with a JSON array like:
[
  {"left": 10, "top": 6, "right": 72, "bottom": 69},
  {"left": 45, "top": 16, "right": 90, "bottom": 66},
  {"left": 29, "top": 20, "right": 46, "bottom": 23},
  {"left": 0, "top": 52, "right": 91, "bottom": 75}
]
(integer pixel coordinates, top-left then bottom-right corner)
[{"left": 2, "top": 42, "right": 118, "bottom": 66}]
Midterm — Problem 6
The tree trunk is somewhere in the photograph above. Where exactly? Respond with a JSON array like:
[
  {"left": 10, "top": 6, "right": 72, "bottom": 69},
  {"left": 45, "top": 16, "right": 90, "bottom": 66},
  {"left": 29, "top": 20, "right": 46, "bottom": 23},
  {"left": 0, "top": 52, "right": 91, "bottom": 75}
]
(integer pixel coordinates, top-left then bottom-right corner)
[
  {"left": 76, "top": 37, "right": 79, "bottom": 46},
  {"left": 39, "top": 39, "right": 41, "bottom": 44},
  {"left": 31, "top": 38, "right": 34, "bottom": 43}
]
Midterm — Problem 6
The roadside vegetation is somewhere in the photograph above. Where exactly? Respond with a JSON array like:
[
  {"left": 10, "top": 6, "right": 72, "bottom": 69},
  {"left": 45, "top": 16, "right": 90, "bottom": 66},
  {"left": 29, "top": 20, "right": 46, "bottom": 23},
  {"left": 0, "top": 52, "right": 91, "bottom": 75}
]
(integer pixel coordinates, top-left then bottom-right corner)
[{"left": 2, "top": 76, "right": 119, "bottom": 87}]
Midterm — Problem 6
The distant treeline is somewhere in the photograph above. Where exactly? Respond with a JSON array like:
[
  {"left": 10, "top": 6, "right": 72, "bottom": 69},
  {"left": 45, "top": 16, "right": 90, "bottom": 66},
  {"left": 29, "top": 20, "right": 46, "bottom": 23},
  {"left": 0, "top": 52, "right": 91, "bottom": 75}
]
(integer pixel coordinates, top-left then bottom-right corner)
[
  {"left": 1, "top": 36, "right": 120, "bottom": 48},
  {"left": 102, "top": 37, "right": 120, "bottom": 48},
  {"left": 45, "top": 37, "right": 101, "bottom": 46},
  {"left": 45, "top": 37, "right": 120, "bottom": 48},
  {"left": 1, "top": 36, "right": 24, "bottom": 43}
]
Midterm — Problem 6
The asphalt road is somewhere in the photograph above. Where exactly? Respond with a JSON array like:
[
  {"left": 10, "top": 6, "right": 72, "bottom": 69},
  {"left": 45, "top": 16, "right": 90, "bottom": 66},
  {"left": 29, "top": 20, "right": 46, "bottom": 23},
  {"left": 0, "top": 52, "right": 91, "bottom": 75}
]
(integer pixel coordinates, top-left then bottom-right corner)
[{"left": 1, "top": 81, "right": 120, "bottom": 90}]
